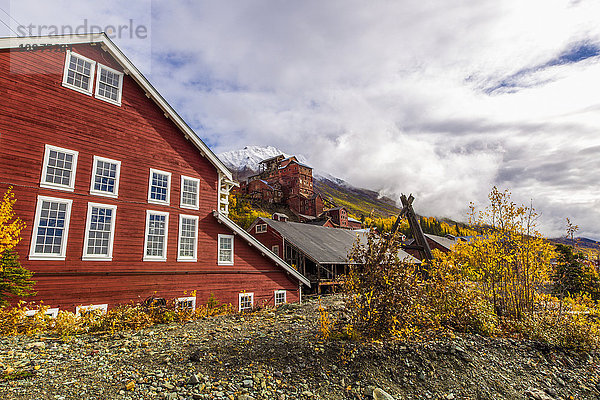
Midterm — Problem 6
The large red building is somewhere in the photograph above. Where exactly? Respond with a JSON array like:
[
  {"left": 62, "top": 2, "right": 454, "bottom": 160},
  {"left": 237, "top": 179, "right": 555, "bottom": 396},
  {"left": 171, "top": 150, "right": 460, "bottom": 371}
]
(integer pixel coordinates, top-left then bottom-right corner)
[
  {"left": 0, "top": 33, "right": 309, "bottom": 313},
  {"left": 241, "top": 155, "right": 324, "bottom": 217}
]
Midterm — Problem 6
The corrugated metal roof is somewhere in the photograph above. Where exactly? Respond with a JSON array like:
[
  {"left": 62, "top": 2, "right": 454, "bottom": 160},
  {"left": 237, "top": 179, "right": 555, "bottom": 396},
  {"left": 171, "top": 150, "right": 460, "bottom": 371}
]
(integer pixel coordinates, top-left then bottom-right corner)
[
  {"left": 424, "top": 234, "right": 458, "bottom": 250},
  {"left": 259, "top": 218, "right": 420, "bottom": 265}
]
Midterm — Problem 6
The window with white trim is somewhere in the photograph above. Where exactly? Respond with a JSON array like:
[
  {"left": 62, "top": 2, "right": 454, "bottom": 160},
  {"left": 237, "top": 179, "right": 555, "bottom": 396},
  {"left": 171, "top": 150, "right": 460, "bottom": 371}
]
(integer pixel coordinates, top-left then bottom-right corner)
[
  {"left": 178, "top": 215, "right": 198, "bottom": 261},
  {"left": 148, "top": 169, "right": 171, "bottom": 205},
  {"left": 218, "top": 234, "right": 234, "bottom": 265},
  {"left": 62, "top": 51, "right": 96, "bottom": 95},
  {"left": 29, "top": 196, "right": 73, "bottom": 260},
  {"left": 95, "top": 64, "right": 124, "bottom": 105},
  {"left": 176, "top": 296, "right": 196, "bottom": 311},
  {"left": 274, "top": 290, "right": 287, "bottom": 306},
  {"left": 40, "top": 145, "right": 79, "bottom": 191},
  {"left": 25, "top": 307, "right": 60, "bottom": 318},
  {"left": 76, "top": 304, "right": 108, "bottom": 316},
  {"left": 90, "top": 156, "right": 121, "bottom": 198},
  {"left": 82, "top": 203, "right": 117, "bottom": 260},
  {"left": 255, "top": 224, "right": 267, "bottom": 233},
  {"left": 180, "top": 176, "right": 200, "bottom": 209},
  {"left": 143, "top": 210, "right": 169, "bottom": 261},
  {"left": 239, "top": 292, "right": 254, "bottom": 312},
  {"left": 272, "top": 245, "right": 279, "bottom": 256}
]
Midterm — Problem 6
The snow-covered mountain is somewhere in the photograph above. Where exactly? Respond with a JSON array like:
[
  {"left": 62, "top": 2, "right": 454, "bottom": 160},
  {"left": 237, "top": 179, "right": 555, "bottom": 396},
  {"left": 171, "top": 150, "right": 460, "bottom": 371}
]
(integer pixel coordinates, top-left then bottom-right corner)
[
  {"left": 218, "top": 145, "right": 313, "bottom": 171},
  {"left": 218, "top": 145, "right": 290, "bottom": 172},
  {"left": 217, "top": 146, "right": 401, "bottom": 217},
  {"left": 218, "top": 145, "right": 311, "bottom": 181}
]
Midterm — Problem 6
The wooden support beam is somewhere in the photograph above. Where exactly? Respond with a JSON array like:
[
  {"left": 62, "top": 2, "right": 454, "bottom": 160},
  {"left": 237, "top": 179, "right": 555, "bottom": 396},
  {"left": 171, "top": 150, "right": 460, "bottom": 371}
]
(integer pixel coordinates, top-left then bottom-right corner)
[{"left": 392, "top": 193, "right": 434, "bottom": 261}]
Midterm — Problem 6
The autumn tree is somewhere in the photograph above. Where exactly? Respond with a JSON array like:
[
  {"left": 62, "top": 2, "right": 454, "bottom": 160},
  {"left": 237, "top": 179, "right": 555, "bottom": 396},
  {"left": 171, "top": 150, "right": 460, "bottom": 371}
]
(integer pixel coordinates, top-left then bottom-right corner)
[
  {"left": 0, "top": 188, "right": 24, "bottom": 254},
  {"left": 227, "top": 193, "right": 270, "bottom": 229},
  {"left": 435, "top": 187, "right": 555, "bottom": 319},
  {"left": 0, "top": 188, "right": 35, "bottom": 305},
  {"left": 552, "top": 244, "right": 600, "bottom": 301}
]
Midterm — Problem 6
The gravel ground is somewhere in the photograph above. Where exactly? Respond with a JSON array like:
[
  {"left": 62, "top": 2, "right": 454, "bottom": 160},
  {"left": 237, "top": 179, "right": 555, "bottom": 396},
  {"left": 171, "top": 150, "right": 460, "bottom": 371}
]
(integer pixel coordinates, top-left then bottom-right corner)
[{"left": 1, "top": 296, "right": 599, "bottom": 400}]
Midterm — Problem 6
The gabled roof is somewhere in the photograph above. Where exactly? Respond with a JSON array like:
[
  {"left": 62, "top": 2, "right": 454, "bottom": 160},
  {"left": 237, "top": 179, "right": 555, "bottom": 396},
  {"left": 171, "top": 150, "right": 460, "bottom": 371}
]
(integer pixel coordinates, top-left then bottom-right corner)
[
  {"left": 213, "top": 211, "right": 310, "bottom": 287},
  {"left": 256, "top": 218, "right": 420, "bottom": 265},
  {"left": 0, "top": 33, "right": 233, "bottom": 181}
]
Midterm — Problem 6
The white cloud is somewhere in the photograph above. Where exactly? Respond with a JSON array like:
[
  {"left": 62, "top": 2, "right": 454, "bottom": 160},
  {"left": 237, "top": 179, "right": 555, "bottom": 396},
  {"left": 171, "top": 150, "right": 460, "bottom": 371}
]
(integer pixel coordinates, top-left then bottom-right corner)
[{"left": 3, "top": 0, "right": 600, "bottom": 239}]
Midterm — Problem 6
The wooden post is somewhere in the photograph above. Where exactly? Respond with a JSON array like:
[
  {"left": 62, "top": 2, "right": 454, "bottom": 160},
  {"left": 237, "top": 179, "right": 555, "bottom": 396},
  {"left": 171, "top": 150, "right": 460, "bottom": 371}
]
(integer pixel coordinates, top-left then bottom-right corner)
[{"left": 392, "top": 194, "right": 434, "bottom": 261}]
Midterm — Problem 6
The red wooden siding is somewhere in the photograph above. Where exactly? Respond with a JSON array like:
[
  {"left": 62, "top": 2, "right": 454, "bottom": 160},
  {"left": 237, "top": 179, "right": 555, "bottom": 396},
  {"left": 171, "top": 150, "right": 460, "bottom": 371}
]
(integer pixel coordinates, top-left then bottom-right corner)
[
  {"left": 251, "top": 223, "right": 285, "bottom": 257},
  {"left": 0, "top": 43, "right": 301, "bottom": 311}
]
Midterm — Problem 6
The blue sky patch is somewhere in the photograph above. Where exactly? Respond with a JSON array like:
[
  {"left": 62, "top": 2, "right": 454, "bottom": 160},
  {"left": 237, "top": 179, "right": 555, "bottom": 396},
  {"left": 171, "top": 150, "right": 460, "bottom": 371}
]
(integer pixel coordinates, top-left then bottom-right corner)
[{"left": 484, "top": 41, "right": 600, "bottom": 95}]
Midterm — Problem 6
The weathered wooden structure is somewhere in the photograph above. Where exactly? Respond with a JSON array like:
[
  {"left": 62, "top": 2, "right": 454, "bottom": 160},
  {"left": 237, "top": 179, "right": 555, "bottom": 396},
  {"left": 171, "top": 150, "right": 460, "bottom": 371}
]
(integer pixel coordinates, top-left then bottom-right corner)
[
  {"left": 391, "top": 194, "right": 434, "bottom": 261},
  {"left": 240, "top": 155, "right": 324, "bottom": 217},
  {"left": 248, "top": 217, "right": 420, "bottom": 293}
]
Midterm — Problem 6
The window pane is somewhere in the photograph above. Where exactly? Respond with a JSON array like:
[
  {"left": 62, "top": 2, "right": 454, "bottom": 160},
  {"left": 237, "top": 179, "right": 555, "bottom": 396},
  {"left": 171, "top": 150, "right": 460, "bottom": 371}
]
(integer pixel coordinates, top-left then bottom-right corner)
[
  {"left": 97, "top": 67, "right": 121, "bottom": 101},
  {"left": 66, "top": 54, "right": 92, "bottom": 91},
  {"left": 179, "top": 217, "right": 197, "bottom": 258},
  {"left": 45, "top": 149, "right": 74, "bottom": 187},
  {"left": 150, "top": 172, "right": 169, "bottom": 202},
  {"left": 93, "top": 159, "right": 118, "bottom": 195},
  {"left": 182, "top": 178, "right": 198, "bottom": 206},
  {"left": 34, "top": 200, "right": 68, "bottom": 255},
  {"left": 146, "top": 214, "right": 167, "bottom": 257},
  {"left": 86, "top": 206, "right": 114, "bottom": 256},
  {"left": 219, "top": 236, "right": 233, "bottom": 263}
]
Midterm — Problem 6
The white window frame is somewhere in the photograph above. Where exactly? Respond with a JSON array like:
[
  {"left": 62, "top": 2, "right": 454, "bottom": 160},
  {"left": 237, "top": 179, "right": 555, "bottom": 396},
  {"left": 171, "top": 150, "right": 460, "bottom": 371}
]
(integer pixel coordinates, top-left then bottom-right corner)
[
  {"left": 255, "top": 224, "right": 267, "bottom": 233},
  {"left": 147, "top": 168, "right": 172, "bottom": 206},
  {"left": 274, "top": 290, "right": 287, "bottom": 306},
  {"left": 40, "top": 144, "right": 79, "bottom": 192},
  {"left": 89, "top": 155, "right": 121, "bottom": 198},
  {"left": 82, "top": 202, "right": 117, "bottom": 261},
  {"left": 29, "top": 195, "right": 73, "bottom": 260},
  {"left": 75, "top": 304, "right": 108, "bottom": 316},
  {"left": 25, "top": 307, "right": 60, "bottom": 318},
  {"left": 143, "top": 210, "right": 169, "bottom": 262},
  {"left": 177, "top": 214, "right": 199, "bottom": 262},
  {"left": 62, "top": 50, "right": 96, "bottom": 96},
  {"left": 272, "top": 245, "right": 279, "bottom": 256},
  {"left": 94, "top": 63, "right": 124, "bottom": 106},
  {"left": 180, "top": 175, "right": 200, "bottom": 210},
  {"left": 176, "top": 296, "right": 197, "bottom": 311},
  {"left": 239, "top": 292, "right": 254, "bottom": 312},
  {"left": 218, "top": 234, "right": 234, "bottom": 266}
]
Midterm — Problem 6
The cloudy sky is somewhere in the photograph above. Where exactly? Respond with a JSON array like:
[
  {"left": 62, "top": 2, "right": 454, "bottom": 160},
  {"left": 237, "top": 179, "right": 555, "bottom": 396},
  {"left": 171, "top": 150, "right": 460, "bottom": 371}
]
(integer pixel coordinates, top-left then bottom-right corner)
[{"left": 2, "top": 1, "right": 600, "bottom": 239}]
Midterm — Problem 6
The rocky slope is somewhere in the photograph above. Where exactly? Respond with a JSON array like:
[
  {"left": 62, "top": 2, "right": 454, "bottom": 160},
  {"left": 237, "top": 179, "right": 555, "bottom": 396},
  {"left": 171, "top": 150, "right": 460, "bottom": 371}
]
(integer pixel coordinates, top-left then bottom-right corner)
[{"left": 1, "top": 295, "right": 599, "bottom": 400}]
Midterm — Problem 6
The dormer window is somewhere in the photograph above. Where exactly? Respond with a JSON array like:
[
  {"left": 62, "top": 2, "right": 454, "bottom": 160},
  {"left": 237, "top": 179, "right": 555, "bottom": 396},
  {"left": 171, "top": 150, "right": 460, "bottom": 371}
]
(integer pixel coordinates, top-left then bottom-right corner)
[
  {"left": 95, "top": 64, "right": 123, "bottom": 106},
  {"left": 62, "top": 51, "right": 95, "bottom": 95}
]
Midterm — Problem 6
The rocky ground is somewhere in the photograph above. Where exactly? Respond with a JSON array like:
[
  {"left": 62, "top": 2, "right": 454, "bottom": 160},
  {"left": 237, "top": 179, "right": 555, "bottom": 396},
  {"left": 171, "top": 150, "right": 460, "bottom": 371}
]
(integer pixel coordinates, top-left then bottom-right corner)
[{"left": 1, "top": 295, "right": 599, "bottom": 400}]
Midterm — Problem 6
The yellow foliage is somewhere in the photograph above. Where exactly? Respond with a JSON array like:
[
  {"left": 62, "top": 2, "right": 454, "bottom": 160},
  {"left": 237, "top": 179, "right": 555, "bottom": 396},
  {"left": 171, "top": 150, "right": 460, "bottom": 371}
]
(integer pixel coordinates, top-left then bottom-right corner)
[
  {"left": 227, "top": 193, "right": 270, "bottom": 229},
  {"left": 0, "top": 293, "right": 234, "bottom": 337},
  {"left": 0, "top": 187, "right": 25, "bottom": 254},
  {"left": 317, "top": 297, "right": 332, "bottom": 340},
  {"left": 340, "top": 187, "right": 599, "bottom": 349},
  {"left": 438, "top": 187, "right": 555, "bottom": 318}
]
